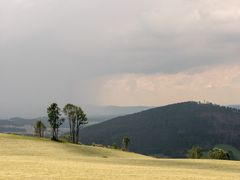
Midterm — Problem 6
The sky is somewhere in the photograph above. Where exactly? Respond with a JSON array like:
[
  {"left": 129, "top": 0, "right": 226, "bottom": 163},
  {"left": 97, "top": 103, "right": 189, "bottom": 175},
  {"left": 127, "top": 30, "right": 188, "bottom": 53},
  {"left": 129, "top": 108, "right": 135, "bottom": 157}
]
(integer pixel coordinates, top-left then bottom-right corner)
[{"left": 1, "top": 0, "right": 240, "bottom": 118}]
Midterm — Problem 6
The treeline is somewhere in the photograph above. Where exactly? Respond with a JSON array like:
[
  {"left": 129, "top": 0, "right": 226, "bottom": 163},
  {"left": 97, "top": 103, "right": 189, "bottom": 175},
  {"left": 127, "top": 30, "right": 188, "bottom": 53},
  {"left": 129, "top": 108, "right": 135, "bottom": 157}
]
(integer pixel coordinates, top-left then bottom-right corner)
[{"left": 188, "top": 146, "right": 231, "bottom": 160}]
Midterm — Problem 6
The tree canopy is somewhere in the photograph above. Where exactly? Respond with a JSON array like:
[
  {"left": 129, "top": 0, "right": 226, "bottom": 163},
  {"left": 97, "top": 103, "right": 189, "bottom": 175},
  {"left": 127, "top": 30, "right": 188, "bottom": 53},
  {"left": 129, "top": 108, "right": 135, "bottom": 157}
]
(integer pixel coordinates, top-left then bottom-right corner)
[
  {"left": 63, "top": 104, "right": 87, "bottom": 143},
  {"left": 47, "top": 103, "right": 64, "bottom": 141}
]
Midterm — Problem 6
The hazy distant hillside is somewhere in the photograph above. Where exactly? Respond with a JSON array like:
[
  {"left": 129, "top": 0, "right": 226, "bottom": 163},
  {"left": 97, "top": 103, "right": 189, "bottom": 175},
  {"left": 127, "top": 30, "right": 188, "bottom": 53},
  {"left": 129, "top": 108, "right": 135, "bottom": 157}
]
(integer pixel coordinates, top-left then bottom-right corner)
[
  {"left": 0, "top": 106, "right": 151, "bottom": 134},
  {"left": 79, "top": 102, "right": 240, "bottom": 157},
  {"left": 229, "top": 105, "right": 240, "bottom": 109},
  {"left": 86, "top": 106, "right": 152, "bottom": 124},
  {"left": 85, "top": 106, "right": 151, "bottom": 117},
  {"left": 0, "top": 117, "right": 48, "bottom": 134}
]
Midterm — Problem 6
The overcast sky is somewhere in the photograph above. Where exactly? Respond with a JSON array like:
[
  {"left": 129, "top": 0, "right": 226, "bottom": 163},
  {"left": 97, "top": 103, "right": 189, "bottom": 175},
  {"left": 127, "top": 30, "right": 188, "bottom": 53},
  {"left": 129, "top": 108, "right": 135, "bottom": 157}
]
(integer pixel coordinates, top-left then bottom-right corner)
[{"left": 1, "top": 0, "right": 240, "bottom": 118}]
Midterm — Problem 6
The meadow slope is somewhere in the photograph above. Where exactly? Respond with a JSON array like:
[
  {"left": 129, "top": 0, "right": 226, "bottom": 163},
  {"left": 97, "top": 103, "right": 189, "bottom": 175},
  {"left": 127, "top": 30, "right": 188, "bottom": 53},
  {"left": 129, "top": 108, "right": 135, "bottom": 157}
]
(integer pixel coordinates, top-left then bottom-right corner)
[{"left": 0, "top": 134, "right": 239, "bottom": 180}]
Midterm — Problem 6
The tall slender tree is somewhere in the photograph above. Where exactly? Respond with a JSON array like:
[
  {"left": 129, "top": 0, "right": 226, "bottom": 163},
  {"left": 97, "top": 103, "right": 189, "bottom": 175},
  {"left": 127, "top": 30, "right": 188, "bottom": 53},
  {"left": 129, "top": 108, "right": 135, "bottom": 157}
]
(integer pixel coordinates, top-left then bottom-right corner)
[
  {"left": 63, "top": 104, "right": 76, "bottom": 143},
  {"left": 47, "top": 103, "right": 64, "bottom": 141},
  {"left": 75, "top": 106, "right": 87, "bottom": 143},
  {"left": 63, "top": 104, "right": 87, "bottom": 143}
]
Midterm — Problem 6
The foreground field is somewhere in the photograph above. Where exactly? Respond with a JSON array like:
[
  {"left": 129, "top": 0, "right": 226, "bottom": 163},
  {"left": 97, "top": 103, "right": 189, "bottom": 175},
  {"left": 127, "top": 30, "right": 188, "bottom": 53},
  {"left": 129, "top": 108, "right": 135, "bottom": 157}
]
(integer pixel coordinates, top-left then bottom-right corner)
[{"left": 0, "top": 134, "right": 239, "bottom": 179}]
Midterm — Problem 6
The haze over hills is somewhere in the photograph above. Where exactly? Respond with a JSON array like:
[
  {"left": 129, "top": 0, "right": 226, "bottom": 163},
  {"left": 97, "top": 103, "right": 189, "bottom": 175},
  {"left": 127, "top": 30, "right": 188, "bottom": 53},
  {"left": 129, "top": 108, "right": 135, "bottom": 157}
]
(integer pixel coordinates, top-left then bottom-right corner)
[
  {"left": 79, "top": 102, "right": 240, "bottom": 157},
  {"left": 0, "top": 106, "right": 151, "bottom": 134},
  {"left": 86, "top": 106, "right": 152, "bottom": 116},
  {"left": 229, "top": 105, "right": 240, "bottom": 110}
]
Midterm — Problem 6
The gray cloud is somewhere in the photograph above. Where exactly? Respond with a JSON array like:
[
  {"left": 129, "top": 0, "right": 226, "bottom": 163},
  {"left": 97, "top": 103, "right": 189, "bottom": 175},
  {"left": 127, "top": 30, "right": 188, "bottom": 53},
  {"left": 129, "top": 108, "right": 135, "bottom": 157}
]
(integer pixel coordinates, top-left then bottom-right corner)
[{"left": 0, "top": 0, "right": 240, "bottom": 117}]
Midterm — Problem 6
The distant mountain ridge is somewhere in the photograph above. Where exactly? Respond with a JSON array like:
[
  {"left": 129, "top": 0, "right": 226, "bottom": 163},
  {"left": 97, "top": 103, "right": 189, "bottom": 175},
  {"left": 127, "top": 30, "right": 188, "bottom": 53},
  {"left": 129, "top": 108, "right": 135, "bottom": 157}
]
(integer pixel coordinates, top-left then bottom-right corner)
[{"left": 79, "top": 102, "right": 240, "bottom": 157}]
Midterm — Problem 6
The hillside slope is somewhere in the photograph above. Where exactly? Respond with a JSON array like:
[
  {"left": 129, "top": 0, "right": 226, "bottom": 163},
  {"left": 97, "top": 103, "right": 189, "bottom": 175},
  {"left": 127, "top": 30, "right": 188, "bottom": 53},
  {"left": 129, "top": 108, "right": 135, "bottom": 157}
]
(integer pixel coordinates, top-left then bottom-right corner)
[
  {"left": 0, "top": 133, "right": 240, "bottom": 179},
  {"left": 79, "top": 102, "right": 240, "bottom": 157}
]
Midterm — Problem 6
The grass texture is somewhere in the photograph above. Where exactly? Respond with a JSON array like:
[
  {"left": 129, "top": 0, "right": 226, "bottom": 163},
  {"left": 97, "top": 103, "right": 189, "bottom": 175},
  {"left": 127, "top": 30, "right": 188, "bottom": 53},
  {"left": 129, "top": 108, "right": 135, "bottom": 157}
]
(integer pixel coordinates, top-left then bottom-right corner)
[{"left": 0, "top": 133, "right": 239, "bottom": 180}]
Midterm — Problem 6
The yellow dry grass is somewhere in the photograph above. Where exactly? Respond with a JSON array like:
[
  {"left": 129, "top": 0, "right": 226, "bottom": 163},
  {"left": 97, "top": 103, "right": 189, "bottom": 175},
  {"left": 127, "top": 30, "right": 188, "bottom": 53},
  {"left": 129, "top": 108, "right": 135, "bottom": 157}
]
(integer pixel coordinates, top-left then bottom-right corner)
[{"left": 0, "top": 133, "right": 239, "bottom": 180}]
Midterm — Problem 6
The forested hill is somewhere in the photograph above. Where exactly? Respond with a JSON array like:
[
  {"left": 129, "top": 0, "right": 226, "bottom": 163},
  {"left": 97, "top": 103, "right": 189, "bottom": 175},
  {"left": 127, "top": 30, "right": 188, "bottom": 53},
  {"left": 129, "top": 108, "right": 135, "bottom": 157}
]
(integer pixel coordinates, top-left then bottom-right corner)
[{"left": 79, "top": 102, "right": 240, "bottom": 157}]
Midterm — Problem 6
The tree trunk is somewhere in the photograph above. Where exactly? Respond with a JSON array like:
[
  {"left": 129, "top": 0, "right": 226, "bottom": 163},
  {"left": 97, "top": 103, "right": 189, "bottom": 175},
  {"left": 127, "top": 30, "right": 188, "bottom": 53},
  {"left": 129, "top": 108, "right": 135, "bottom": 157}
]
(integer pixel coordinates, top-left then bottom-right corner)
[
  {"left": 76, "top": 124, "right": 79, "bottom": 144},
  {"left": 69, "top": 119, "right": 73, "bottom": 142}
]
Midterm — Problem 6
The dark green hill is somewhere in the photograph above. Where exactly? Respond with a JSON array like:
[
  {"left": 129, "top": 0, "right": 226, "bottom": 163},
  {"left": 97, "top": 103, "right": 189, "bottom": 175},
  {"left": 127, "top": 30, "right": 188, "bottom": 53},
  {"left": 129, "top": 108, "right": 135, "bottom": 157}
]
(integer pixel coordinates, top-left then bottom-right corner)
[{"left": 79, "top": 102, "right": 240, "bottom": 157}]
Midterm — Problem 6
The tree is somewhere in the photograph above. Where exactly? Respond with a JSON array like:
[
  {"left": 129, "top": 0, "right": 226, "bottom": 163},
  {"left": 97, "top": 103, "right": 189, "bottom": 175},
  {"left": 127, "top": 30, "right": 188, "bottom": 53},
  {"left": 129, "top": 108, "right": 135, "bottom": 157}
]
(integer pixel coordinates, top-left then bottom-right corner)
[
  {"left": 75, "top": 106, "right": 87, "bottom": 143},
  {"left": 34, "top": 120, "right": 46, "bottom": 137},
  {"left": 63, "top": 104, "right": 87, "bottom": 144},
  {"left": 47, "top": 103, "right": 64, "bottom": 141},
  {"left": 63, "top": 104, "right": 76, "bottom": 143},
  {"left": 122, "top": 137, "right": 130, "bottom": 151},
  {"left": 187, "top": 146, "right": 203, "bottom": 159},
  {"left": 208, "top": 148, "right": 230, "bottom": 160}
]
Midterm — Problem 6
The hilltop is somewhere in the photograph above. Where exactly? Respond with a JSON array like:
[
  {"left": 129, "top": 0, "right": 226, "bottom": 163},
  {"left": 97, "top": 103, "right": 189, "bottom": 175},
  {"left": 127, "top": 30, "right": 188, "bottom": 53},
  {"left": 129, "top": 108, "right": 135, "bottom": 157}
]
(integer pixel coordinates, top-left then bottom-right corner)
[
  {"left": 0, "top": 133, "right": 240, "bottom": 179},
  {"left": 79, "top": 102, "right": 240, "bottom": 157}
]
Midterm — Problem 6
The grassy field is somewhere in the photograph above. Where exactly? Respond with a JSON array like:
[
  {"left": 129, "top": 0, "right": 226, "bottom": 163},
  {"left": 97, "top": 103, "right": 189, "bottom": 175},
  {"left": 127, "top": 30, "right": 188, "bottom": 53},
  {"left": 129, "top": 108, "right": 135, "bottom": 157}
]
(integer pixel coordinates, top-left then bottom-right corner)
[{"left": 0, "top": 134, "right": 240, "bottom": 179}]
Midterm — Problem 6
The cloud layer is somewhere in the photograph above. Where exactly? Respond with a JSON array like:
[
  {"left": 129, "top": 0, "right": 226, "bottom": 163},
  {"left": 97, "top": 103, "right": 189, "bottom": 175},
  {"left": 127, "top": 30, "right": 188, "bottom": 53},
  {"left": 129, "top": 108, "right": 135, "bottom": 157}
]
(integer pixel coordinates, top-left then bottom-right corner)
[
  {"left": 99, "top": 65, "right": 240, "bottom": 106},
  {"left": 0, "top": 0, "right": 240, "bottom": 117}
]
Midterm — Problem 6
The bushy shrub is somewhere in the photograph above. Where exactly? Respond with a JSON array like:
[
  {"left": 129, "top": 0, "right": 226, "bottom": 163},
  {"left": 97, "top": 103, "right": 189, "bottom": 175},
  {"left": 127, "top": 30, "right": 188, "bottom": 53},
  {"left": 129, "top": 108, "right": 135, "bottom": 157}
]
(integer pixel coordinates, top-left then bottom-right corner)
[
  {"left": 111, "top": 143, "right": 119, "bottom": 149},
  {"left": 208, "top": 148, "right": 230, "bottom": 160},
  {"left": 187, "top": 146, "right": 203, "bottom": 159}
]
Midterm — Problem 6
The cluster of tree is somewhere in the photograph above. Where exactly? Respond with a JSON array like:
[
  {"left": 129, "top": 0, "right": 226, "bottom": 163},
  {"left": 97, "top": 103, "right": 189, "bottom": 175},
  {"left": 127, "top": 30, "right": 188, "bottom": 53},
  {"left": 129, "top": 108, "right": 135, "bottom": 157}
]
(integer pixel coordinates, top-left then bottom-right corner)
[
  {"left": 208, "top": 148, "right": 230, "bottom": 160},
  {"left": 34, "top": 103, "right": 131, "bottom": 150},
  {"left": 188, "top": 146, "right": 230, "bottom": 160},
  {"left": 34, "top": 103, "right": 87, "bottom": 144},
  {"left": 63, "top": 104, "right": 87, "bottom": 144}
]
